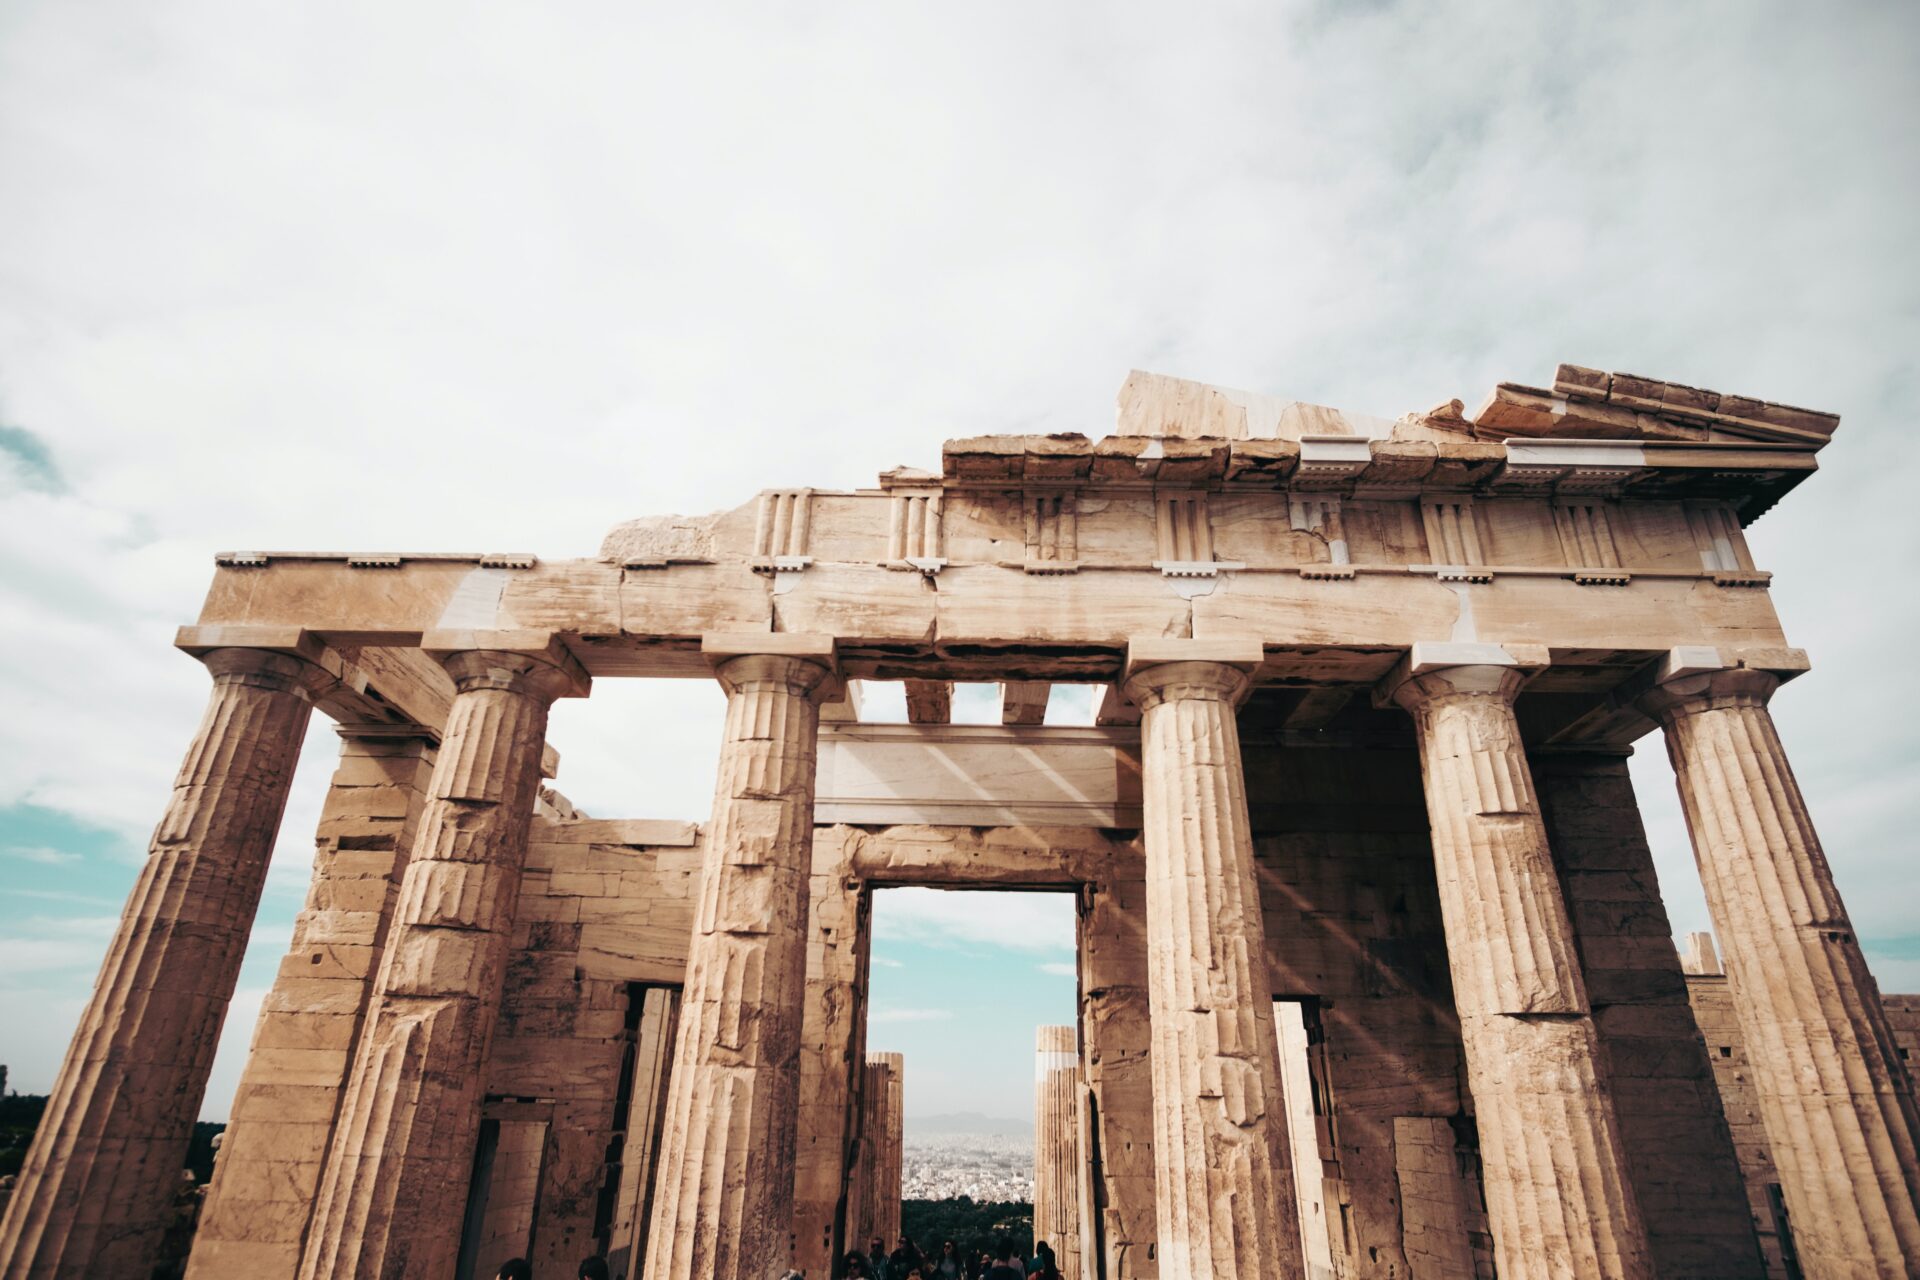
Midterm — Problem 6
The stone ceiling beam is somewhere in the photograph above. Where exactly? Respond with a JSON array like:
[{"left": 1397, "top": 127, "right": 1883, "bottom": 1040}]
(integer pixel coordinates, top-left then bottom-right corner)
[
  {"left": 999, "top": 680, "right": 1050, "bottom": 725},
  {"left": 903, "top": 679, "right": 953, "bottom": 724}
]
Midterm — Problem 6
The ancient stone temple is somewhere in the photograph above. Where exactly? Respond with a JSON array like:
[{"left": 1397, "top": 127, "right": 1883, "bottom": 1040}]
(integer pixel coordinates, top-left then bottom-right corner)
[{"left": 2, "top": 363, "right": 1917, "bottom": 1280}]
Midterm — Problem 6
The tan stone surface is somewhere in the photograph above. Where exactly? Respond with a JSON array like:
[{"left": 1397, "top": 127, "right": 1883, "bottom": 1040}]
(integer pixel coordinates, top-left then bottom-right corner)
[
  {"left": 641, "top": 653, "right": 831, "bottom": 1280},
  {"left": 1644, "top": 667, "right": 1920, "bottom": 1277},
  {"left": 867, "top": 1052, "right": 903, "bottom": 1250},
  {"left": 189, "top": 725, "right": 436, "bottom": 1280},
  {"left": 814, "top": 723, "right": 1141, "bottom": 829},
  {"left": 1389, "top": 662, "right": 1653, "bottom": 1278},
  {"left": 1686, "top": 974, "right": 1800, "bottom": 1279},
  {"left": 1531, "top": 752, "right": 1766, "bottom": 1278},
  {"left": 0, "top": 650, "right": 321, "bottom": 1280},
  {"left": 1122, "top": 652, "right": 1304, "bottom": 1280},
  {"left": 34, "top": 362, "right": 1912, "bottom": 1280},
  {"left": 297, "top": 648, "right": 584, "bottom": 1280},
  {"left": 791, "top": 828, "right": 868, "bottom": 1274},
  {"left": 604, "top": 987, "right": 680, "bottom": 1280}
]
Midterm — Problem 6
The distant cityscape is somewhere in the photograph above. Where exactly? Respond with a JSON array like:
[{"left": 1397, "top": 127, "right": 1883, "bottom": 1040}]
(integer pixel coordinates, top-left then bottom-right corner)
[{"left": 902, "top": 1115, "right": 1033, "bottom": 1202}]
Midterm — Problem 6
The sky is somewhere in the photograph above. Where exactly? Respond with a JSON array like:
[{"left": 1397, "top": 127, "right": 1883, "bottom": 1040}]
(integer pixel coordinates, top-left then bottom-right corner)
[
  {"left": 867, "top": 886, "right": 1078, "bottom": 1126},
  {"left": 0, "top": 1, "right": 1916, "bottom": 1124}
]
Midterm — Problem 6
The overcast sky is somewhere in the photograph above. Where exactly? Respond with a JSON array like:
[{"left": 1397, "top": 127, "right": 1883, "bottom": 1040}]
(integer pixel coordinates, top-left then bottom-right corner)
[{"left": 1, "top": 2, "right": 1915, "bottom": 1125}]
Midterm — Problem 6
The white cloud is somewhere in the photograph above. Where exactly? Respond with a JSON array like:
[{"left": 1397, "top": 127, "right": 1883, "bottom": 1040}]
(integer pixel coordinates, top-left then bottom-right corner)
[
  {"left": 3, "top": 846, "right": 82, "bottom": 865},
  {"left": 872, "top": 956, "right": 904, "bottom": 969},
  {"left": 873, "top": 887, "right": 1077, "bottom": 954},
  {"left": 1038, "top": 962, "right": 1077, "bottom": 978},
  {"left": 0, "top": 0, "right": 1915, "bottom": 1118}
]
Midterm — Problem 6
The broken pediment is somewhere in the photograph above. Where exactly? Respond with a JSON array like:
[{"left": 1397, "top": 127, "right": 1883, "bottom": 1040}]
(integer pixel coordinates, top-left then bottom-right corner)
[{"left": 1115, "top": 364, "right": 1839, "bottom": 450}]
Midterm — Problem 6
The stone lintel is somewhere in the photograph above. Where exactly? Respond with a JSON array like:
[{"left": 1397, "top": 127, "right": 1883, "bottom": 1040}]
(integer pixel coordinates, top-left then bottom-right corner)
[{"left": 816, "top": 723, "right": 1141, "bottom": 830}]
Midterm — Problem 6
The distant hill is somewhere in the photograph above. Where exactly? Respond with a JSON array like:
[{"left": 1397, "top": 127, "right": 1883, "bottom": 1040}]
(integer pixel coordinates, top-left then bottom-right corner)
[{"left": 907, "top": 1111, "right": 1032, "bottom": 1135}]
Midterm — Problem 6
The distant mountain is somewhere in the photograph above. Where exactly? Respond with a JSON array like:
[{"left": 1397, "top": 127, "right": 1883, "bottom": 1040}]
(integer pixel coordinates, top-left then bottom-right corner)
[{"left": 907, "top": 1111, "right": 1033, "bottom": 1135}]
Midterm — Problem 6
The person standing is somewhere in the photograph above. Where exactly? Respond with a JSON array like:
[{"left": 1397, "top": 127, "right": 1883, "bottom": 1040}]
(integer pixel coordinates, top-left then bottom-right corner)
[{"left": 983, "top": 1240, "right": 1024, "bottom": 1280}]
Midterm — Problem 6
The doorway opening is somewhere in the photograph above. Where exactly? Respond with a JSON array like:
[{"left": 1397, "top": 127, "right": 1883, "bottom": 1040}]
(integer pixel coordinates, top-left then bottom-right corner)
[{"left": 859, "top": 886, "right": 1079, "bottom": 1272}]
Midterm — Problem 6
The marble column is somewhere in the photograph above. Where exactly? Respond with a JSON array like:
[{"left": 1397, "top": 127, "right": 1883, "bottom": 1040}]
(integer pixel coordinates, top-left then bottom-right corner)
[
  {"left": 1121, "top": 646, "right": 1303, "bottom": 1280},
  {"left": 1388, "top": 658, "right": 1652, "bottom": 1279},
  {"left": 296, "top": 646, "right": 585, "bottom": 1280},
  {"left": 642, "top": 649, "right": 832, "bottom": 1280},
  {"left": 1033, "top": 1026, "right": 1083, "bottom": 1280},
  {"left": 0, "top": 648, "right": 324, "bottom": 1280},
  {"left": 869, "top": 1051, "right": 904, "bottom": 1250},
  {"left": 844, "top": 1057, "right": 881, "bottom": 1251},
  {"left": 1641, "top": 665, "right": 1920, "bottom": 1277},
  {"left": 188, "top": 723, "right": 437, "bottom": 1280}
]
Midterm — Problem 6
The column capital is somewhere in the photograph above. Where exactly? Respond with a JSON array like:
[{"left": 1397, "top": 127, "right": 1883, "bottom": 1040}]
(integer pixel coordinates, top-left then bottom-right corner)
[
  {"left": 1120, "top": 637, "right": 1262, "bottom": 711},
  {"left": 1377, "top": 641, "right": 1548, "bottom": 712},
  {"left": 703, "top": 631, "right": 839, "bottom": 702},
  {"left": 1632, "top": 646, "right": 1810, "bottom": 723},
  {"left": 712, "top": 653, "right": 836, "bottom": 701},
  {"left": 177, "top": 625, "right": 343, "bottom": 701},
  {"left": 197, "top": 645, "right": 336, "bottom": 696},
  {"left": 1637, "top": 667, "right": 1778, "bottom": 722},
  {"left": 427, "top": 636, "right": 590, "bottom": 703}
]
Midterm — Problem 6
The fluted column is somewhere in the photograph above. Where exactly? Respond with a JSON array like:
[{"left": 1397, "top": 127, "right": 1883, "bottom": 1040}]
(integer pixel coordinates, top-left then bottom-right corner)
[
  {"left": 0, "top": 648, "right": 323, "bottom": 1280},
  {"left": 296, "top": 646, "right": 585, "bottom": 1280},
  {"left": 642, "top": 649, "right": 832, "bottom": 1280},
  {"left": 1641, "top": 666, "right": 1920, "bottom": 1277},
  {"left": 1120, "top": 647, "right": 1303, "bottom": 1280},
  {"left": 1033, "top": 1026, "right": 1083, "bottom": 1280},
  {"left": 1389, "top": 659, "right": 1652, "bottom": 1279},
  {"left": 870, "top": 1051, "right": 903, "bottom": 1250}
]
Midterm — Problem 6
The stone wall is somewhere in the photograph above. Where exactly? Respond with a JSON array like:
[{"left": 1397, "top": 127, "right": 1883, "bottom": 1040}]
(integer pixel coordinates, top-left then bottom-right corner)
[
  {"left": 1683, "top": 979, "right": 1920, "bottom": 1280},
  {"left": 1533, "top": 753, "right": 1765, "bottom": 1278},
  {"left": 183, "top": 734, "right": 1854, "bottom": 1280},
  {"left": 481, "top": 816, "right": 701, "bottom": 1277},
  {"left": 189, "top": 728, "right": 436, "bottom": 1279},
  {"left": 1244, "top": 735, "right": 1477, "bottom": 1279}
]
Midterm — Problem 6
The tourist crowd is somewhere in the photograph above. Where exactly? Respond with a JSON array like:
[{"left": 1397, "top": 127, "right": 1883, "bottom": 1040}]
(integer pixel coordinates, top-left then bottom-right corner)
[
  {"left": 839, "top": 1235, "right": 1062, "bottom": 1279},
  {"left": 484, "top": 1234, "right": 1067, "bottom": 1278}
]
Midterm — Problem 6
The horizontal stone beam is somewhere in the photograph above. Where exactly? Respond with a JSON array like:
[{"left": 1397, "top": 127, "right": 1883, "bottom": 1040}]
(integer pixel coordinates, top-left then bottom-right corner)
[
  {"left": 815, "top": 724, "right": 1142, "bottom": 829},
  {"left": 185, "top": 559, "right": 1795, "bottom": 687},
  {"left": 832, "top": 822, "right": 1137, "bottom": 887}
]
